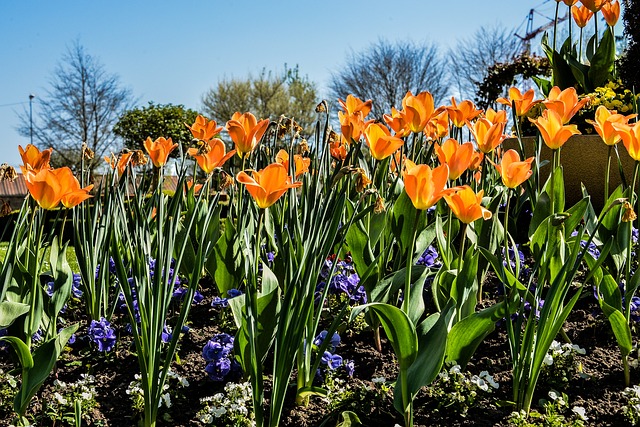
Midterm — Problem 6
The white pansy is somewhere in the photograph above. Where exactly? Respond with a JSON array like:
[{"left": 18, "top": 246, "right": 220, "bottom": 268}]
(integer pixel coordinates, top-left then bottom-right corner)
[{"left": 572, "top": 406, "right": 588, "bottom": 420}]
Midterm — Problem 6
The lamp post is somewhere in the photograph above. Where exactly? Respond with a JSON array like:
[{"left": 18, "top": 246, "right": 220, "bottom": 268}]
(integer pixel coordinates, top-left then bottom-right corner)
[{"left": 29, "top": 94, "right": 35, "bottom": 146}]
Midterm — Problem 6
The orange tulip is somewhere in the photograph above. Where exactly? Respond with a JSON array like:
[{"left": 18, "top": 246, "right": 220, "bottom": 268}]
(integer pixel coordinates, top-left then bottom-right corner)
[
  {"left": 402, "top": 163, "right": 450, "bottom": 210},
  {"left": 54, "top": 167, "right": 94, "bottom": 208},
  {"left": 467, "top": 118, "right": 506, "bottom": 154},
  {"left": 187, "top": 115, "right": 223, "bottom": 142},
  {"left": 363, "top": 123, "right": 405, "bottom": 161},
  {"left": 559, "top": 0, "right": 578, "bottom": 5},
  {"left": 339, "top": 110, "right": 371, "bottom": 142},
  {"left": 383, "top": 107, "right": 411, "bottom": 137},
  {"left": 143, "top": 137, "right": 178, "bottom": 168},
  {"left": 425, "top": 109, "right": 450, "bottom": 140},
  {"left": 402, "top": 90, "right": 435, "bottom": 133},
  {"left": 24, "top": 169, "right": 63, "bottom": 210},
  {"left": 586, "top": 105, "right": 636, "bottom": 146},
  {"left": 444, "top": 186, "right": 492, "bottom": 224},
  {"left": 601, "top": 0, "right": 620, "bottom": 26},
  {"left": 484, "top": 108, "right": 508, "bottom": 126},
  {"left": 18, "top": 144, "right": 52, "bottom": 174},
  {"left": 236, "top": 163, "right": 302, "bottom": 209},
  {"left": 435, "top": 138, "right": 475, "bottom": 180},
  {"left": 579, "top": 0, "right": 606, "bottom": 12},
  {"left": 571, "top": 4, "right": 594, "bottom": 28},
  {"left": 492, "top": 149, "right": 534, "bottom": 189},
  {"left": 275, "top": 149, "right": 311, "bottom": 178},
  {"left": 330, "top": 137, "right": 349, "bottom": 161},
  {"left": 529, "top": 108, "right": 581, "bottom": 150},
  {"left": 612, "top": 122, "right": 640, "bottom": 161},
  {"left": 338, "top": 94, "right": 372, "bottom": 117},
  {"left": 104, "top": 151, "right": 133, "bottom": 177},
  {"left": 497, "top": 87, "right": 539, "bottom": 117},
  {"left": 187, "top": 138, "right": 236, "bottom": 175},
  {"left": 227, "top": 112, "right": 270, "bottom": 159},
  {"left": 186, "top": 179, "right": 203, "bottom": 194},
  {"left": 543, "top": 86, "right": 590, "bottom": 124},
  {"left": 469, "top": 151, "right": 484, "bottom": 171},
  {"left": 447, "top": 97, "right": 483, "bottom": 128}
]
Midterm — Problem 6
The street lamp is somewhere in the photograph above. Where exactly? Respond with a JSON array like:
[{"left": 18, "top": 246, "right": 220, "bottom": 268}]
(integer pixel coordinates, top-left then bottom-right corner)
[{"left": 29, "top": 94, "right": 35, "bottom": 146}]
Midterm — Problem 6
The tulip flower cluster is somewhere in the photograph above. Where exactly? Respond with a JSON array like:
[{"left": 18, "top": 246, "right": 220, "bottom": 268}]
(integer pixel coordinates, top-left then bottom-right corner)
[{"left": 19, "top": 144, "right": 93, "bottom": 209}]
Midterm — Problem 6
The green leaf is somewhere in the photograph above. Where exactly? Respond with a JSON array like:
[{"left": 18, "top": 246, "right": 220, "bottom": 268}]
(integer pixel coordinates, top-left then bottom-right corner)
[
  {"left": 207, "top": 218, "right": 244, "bottom": 294},
  {"left": 335, "top": 411, "right": 362, "bottom": 427},
  {"left": 394, "top": 302, "right": 455, "bottom": 413},
  {"left": 450, "top": 247, "right": 479, "bottom": 320},
  {"left": 589, "top": 29, "right": 615, "bottom": 89},
  {"left": 0, "top": 302, "right": 29, "bottom": 329},
  {"left": 11, "top": 323, "right": 79, "bottom": 416},
  {"left": 446, "top": 301, "right": 507, "bottom": 367},
  {"left": 351, "top": 303, "right": 417, "bottom": 370},
  {"left": 390, "top": 191, "right": 424, "bottom": 257},
  {"left": 346, "top": 219, "right": 374, "bottom": 275},
  {"left": 48, "top": 239, "right": 73, "bottom": 321},
  {"left": 600, "top": 300, "right": 633, "bottom": 356}
]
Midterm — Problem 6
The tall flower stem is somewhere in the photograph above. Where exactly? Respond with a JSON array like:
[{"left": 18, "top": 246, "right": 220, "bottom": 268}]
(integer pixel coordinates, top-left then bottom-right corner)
[
  {"left": 623, "top": 161, "right": 640, "bottom": 386},
  {"left": 402, "top": 209, "right": 421, "bottom": 315},
  {"left": 247, "top": 209, "right": 265, "bottom": 426},
  {"left": 605, "top": 145, "right": 612, "bottom": 202}
]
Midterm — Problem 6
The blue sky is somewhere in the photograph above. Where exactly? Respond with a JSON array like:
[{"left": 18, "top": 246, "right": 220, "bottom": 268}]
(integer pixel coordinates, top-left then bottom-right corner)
[{"left": 0, "top": 1, "right": 574, "bottom": 168}]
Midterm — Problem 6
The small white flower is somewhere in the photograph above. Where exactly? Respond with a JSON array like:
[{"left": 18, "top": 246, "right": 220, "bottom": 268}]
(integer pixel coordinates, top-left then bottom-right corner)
[
  {"left": 449, "top": 365, "right": 462, "bottom": 375},
  {"left": 372, "top": 376, "right": 386, "bottom": 384},
  {"left": 570, "top": 344, "right": 586, "bottom": 355},
  {"left": 479, "top": 371, "right": 500, "bottom": 389},
  {"left": 572, "top": 406, "right": 588, "bottom": 420},
  {"left": 543, "top": 353, "right": 554, "bottom": 366},
  {"left": 54, "top": 392, "right": 67, "bottom": 405}
]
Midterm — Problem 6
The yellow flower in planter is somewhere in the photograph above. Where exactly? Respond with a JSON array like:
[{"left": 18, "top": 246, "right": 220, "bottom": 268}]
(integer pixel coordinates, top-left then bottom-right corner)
[
  {"left": 529, "top": 109, "right": 581, "bottom": 150},
  {"left": 586, "top": 105, "right": 636, "bottom": 146},
  {"left": 236, "top": 163, "right": 302, "bottom": 209}
]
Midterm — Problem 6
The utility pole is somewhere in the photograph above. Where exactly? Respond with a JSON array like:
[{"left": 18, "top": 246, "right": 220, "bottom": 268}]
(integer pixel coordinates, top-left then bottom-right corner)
[{"left": 29, "top": 94, "right": 35, "bottom": 146}]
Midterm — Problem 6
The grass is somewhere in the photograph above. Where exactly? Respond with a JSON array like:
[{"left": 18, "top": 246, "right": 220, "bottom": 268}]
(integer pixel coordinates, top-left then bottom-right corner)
[{"left": 0, "top": 241, "right": 81, "bottom": 273}]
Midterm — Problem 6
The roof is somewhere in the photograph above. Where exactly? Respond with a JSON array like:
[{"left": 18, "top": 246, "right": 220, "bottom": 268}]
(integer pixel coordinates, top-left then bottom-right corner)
[{"left": 0, "top": 174, "right": 181, "bottom": 197}]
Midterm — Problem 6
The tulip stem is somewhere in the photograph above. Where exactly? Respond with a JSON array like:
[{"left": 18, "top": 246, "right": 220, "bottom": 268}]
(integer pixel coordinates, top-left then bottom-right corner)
[
  {"left": 605, "top": 145, "right": 612, "bottom": 202},
  {"left": 402, "top": 208, "right": 420, "bottom": 315}
]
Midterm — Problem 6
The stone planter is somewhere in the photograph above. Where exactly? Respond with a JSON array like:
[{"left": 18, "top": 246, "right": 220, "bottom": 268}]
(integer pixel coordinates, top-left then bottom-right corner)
[{"left": 503, "top": 135, "right": 637, "bottom": 211}]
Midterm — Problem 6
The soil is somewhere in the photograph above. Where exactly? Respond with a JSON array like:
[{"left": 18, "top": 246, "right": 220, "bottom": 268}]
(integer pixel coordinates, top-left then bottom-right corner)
[{"left": 1, "top": 273, "right": 638, "bottom": 427}]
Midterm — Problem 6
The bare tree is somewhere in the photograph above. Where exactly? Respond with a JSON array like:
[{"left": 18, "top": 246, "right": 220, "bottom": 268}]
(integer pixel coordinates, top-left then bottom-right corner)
[
  {"left": 328, "top": 39, "right": 448, "bottom": 120},
  {"left": 18, "top": 42, "right": 134, "bottom": 173},
  {"left": 448, "top": 23, "right": 523, "bottom": 100}
]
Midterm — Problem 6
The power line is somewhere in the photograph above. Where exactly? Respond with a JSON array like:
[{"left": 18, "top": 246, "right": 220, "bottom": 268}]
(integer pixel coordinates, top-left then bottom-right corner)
[{"left": 0, "top": 101, "right": 29, "bottom": 108}]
